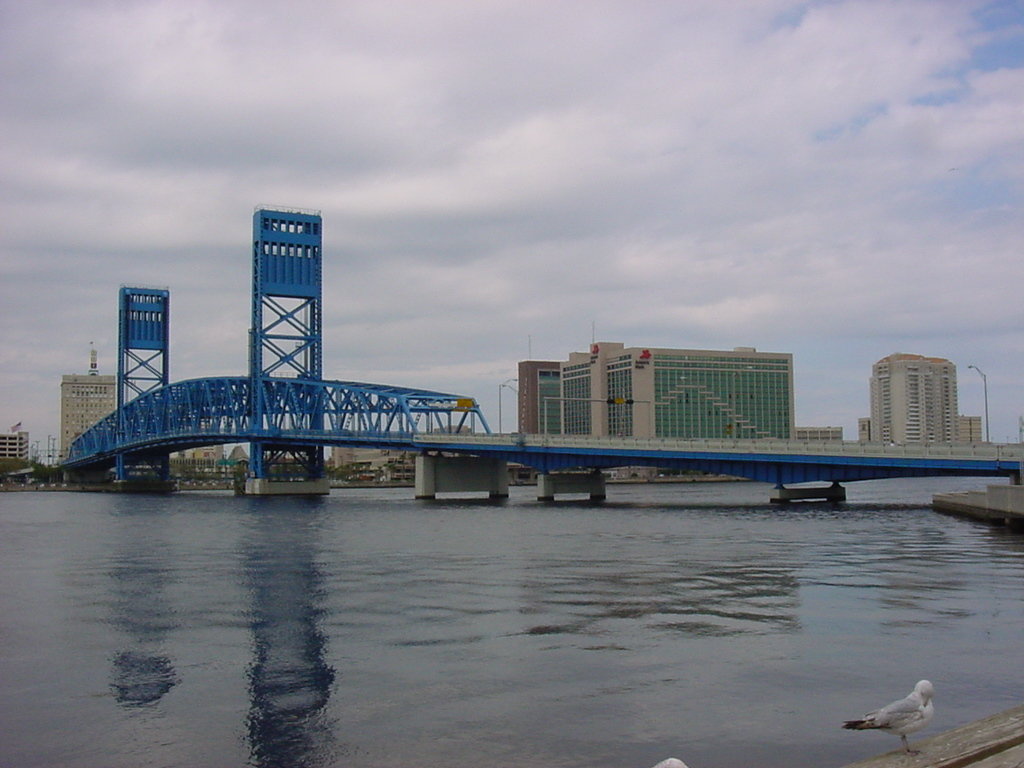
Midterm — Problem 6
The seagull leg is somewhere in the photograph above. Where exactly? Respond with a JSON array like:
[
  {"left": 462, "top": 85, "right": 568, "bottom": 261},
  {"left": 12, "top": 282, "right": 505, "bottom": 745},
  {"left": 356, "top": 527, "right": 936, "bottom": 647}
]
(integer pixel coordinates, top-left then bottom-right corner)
[{"left": 901, "top": 735, "right": 920, "bottom": 755}]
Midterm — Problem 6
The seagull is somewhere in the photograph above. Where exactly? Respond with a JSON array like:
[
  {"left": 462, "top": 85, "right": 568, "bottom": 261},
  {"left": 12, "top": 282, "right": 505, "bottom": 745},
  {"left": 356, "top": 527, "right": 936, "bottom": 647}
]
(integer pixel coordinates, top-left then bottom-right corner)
[
  {"left": 650, "top": 760, "right": 689, "bottom": 768},
  {"left": 843, "top": 680, "right": 935, "bottom": 755}
]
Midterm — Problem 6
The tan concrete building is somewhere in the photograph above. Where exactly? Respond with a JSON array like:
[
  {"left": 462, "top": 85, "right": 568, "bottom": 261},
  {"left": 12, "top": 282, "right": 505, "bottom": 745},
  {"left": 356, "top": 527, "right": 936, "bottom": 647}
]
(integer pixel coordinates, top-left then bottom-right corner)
[
  {"left": 858, "top": 417, "right": 873, "bottom": 442},
  {"left": 795, "top": 426, "right": 843, "bottom": 441},
  {"left": 869, "top": 353, "right": 958, "bottom": 443},
  {"left": 957, "top": 415, "right": 983, "bottom": 443},
  {"left": 0, "top": 429, "right": 30, "bottom": 460},
  {"left": 60, "top": 373, "right": 116, "bottom": 461}
]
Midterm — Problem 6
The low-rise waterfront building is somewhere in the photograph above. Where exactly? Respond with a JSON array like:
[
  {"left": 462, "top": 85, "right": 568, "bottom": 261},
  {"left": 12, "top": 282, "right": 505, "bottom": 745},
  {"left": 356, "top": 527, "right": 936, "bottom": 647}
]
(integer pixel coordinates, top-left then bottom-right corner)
[
  {"left": 957, "top": 415, "right": 983, "bottom": 443},
  {"left": 0, "top": 429, "right": 30, "bottom": 460},
  {"left": 795, "top": 426, "right": 843, "bottom": 441}
]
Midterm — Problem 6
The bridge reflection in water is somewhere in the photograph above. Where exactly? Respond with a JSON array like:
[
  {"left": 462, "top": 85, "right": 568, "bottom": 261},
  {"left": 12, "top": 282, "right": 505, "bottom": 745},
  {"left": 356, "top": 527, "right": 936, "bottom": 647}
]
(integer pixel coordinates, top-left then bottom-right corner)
[
  {"left": 108, "top": 506, "right": 179, "bottom": 708},
  {"left": 243, "top": 503, "right": 337, "bottom": 768}
]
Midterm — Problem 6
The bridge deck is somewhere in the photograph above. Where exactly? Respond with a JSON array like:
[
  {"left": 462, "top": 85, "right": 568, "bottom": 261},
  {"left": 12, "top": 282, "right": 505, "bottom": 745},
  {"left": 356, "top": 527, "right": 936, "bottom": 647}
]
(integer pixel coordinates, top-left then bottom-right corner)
[{"left": 412, "top": 433, "right": 1024, "bottom": 484}]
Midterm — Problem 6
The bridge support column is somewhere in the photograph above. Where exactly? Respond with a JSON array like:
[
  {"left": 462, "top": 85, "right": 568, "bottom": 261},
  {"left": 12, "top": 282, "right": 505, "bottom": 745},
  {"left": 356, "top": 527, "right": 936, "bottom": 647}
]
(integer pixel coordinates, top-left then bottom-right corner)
[
  {"left": 770, "top": 482, "right": 846, "bottom": 503},
  {"left": 414, "top": 455, "right": 508, "bottom": 499},
  {"left": 243, "top": 477, "right": 330, "bottom": 496},
  {"left": 537, "top": 470, "right": 606, "bottom": 502},
  {"left": 64, "top": 468, "right": 113, "bottom": 485}
]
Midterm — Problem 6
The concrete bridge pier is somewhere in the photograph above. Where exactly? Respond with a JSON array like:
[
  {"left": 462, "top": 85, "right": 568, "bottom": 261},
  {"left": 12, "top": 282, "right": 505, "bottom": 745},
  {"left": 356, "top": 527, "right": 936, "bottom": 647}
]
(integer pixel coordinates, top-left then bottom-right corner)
[
  {"left": 62, "top": 469, "right": 176, "bottom": 493},
  {"left": 414, "top": 454, "right": 509, "bottom": 499},
  {"left": 770, "top": 481, "right": 846, "bottom": 503},
  {"left": 537, "top": 470, "right": 607, "bottom": 502},
  {"left": 243, "top": 477, "right": 330, "bottom": 496},
  {"left": 64, "top": 468, "right": 112, "bottom": 485}
]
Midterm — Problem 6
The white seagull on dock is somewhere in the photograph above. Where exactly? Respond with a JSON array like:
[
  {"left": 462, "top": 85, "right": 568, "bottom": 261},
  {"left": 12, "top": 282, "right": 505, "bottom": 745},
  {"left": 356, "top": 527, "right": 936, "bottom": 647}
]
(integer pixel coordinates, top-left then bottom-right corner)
[
  {"left": 649, "top": 760, "right": 688, "bottom": 768},
  {"left": 842, "top": 679, "right": 935, "bottom": 754}
]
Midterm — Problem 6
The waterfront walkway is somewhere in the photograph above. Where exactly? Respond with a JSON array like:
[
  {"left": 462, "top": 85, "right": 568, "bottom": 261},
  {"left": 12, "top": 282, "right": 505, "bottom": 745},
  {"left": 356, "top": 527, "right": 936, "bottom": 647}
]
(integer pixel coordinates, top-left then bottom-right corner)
[{"left": 841, "top": 704, "right": 1024, "bottom": 768}]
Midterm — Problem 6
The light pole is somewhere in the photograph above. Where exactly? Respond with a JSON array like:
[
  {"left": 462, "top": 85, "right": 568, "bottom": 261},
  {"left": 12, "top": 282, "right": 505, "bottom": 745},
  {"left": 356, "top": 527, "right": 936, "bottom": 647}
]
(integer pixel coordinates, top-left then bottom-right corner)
[
  {"left": 967, "top": 365, "right": 989, "bottom": 443},
  {"left": 498, "top": 378, "right": 517, "bottom": 433}
]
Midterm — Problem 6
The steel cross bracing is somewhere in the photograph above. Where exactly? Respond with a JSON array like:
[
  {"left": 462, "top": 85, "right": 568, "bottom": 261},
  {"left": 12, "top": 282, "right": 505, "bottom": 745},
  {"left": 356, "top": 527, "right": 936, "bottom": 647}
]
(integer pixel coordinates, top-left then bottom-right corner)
[
  {"left": 249, "top": 208, "right": 325, "bottom": 481},
  {"left": 64, "top": 377, "right": 486, "bottom": 469},
  {"left": 117, "top": 287, "right": 171, "bottom": 481}
]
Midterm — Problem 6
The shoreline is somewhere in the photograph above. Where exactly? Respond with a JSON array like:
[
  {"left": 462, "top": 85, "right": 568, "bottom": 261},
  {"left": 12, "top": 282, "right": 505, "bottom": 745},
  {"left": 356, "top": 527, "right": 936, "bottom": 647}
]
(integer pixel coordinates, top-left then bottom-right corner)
[{"left": 0, "top": 474, "right": 744, "bottom": 493}]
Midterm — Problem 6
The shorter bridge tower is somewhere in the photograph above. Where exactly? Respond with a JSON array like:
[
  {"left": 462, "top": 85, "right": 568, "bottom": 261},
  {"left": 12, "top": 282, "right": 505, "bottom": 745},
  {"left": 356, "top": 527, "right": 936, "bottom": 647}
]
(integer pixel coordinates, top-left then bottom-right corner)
[
  {"left": 247, "top": 206, "right": 328, "bottom": 494},
  {"left": 117, "top": 286, "right": 171, "bottom": 482}
]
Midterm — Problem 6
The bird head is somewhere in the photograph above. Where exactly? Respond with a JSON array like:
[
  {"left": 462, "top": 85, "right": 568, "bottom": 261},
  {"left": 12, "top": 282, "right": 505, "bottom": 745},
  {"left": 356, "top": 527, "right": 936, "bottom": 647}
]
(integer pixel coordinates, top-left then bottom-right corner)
[{"left": 914, "top": 680, "right": 934, "bottom": 703}]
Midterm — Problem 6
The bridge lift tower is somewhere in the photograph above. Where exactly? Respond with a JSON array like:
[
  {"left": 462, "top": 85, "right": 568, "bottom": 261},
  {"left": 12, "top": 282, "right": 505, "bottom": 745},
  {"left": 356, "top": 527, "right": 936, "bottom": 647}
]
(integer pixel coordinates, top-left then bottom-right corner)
[
  {"left": 116, "top": 286, "right": 171, "bottom": 482},
  {"left": 246, "top": 206, "right": 329, "bottom": 495}
]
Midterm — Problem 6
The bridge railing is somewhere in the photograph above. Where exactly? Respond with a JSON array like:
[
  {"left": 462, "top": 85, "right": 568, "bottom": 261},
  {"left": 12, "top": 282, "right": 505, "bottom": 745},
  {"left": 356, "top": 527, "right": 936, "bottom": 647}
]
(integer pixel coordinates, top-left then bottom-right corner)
[{"left": 415, "top": 432, "right": 1024, "bottom": 462}]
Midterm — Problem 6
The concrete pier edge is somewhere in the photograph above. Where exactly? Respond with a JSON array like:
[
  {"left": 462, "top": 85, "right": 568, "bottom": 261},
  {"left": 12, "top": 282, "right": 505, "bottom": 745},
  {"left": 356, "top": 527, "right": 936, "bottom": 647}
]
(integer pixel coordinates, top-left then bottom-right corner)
[
  {"left": 839, "top": 703, "right": 1024, "bottom": 768},
  {"left": 932, "top": 483, "right": 1024, "bottom": 532}
]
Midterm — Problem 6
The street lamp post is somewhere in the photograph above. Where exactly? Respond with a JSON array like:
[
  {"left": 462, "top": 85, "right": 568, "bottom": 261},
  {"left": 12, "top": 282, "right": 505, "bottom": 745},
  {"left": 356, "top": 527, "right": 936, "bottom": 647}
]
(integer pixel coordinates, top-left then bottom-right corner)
[
  {"left": 498, "top": 378, "right": 517, "bottom": 433},
  {"left": 967, "top": 365, "right": 989, "bottom": 443}
]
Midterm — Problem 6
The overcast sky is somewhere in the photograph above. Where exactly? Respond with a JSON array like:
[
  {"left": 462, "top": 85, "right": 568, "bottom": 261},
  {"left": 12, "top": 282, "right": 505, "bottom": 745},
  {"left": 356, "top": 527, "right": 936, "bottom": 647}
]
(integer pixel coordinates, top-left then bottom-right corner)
[{"left": 2, "top": 0, "right": 1022, "bottom": 449}]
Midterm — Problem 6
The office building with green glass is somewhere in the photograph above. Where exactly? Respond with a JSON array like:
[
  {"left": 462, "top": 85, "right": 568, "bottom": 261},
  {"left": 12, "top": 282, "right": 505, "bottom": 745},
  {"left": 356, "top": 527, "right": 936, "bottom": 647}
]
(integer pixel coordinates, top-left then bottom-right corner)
[{"left": 556, "top": 342, "right": 794, "bottom": 439}]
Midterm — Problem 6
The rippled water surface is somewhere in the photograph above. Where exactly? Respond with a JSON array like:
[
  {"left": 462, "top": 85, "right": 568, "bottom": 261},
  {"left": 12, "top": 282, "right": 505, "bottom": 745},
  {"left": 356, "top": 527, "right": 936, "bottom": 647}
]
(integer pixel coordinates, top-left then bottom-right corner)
[{"left": 2, "top": 478, "right": 1023, "bottom": 768}]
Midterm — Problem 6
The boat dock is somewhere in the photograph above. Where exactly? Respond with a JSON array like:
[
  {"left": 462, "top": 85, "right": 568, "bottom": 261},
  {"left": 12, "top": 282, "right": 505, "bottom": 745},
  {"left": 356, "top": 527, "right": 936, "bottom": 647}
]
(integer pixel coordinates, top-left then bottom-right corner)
[{"left": 840, "top": 704, "right": 1024, "bottom": 767}]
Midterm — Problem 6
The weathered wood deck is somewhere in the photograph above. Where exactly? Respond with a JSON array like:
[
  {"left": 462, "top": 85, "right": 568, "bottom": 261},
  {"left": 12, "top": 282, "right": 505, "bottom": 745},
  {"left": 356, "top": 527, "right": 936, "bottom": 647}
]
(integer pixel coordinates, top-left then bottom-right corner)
[{"left": 840, "top": 704, "right": 1024, "bottom": 768}]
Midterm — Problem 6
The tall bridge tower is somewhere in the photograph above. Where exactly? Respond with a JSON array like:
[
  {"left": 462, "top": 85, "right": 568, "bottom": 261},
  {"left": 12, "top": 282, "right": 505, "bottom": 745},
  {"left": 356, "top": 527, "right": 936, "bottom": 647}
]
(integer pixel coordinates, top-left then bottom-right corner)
[
  {"left": 116, "top": 286, "right": 171, "bottom": 481},
  {"left": 247, "top": 207, "right": 327, "bottom": 493}
]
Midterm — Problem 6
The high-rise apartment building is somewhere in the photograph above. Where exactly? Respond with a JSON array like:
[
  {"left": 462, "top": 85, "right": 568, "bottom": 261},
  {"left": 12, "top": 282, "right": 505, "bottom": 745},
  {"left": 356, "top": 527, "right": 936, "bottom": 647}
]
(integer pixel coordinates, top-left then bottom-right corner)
[
  {"left": 541, "top": 342, "right": 793, "bottom": 439},
  {"left": 869, "top": 353, "right": 958, "bottom": 443},
  {"left": 517, "top": 360, "right": 561, "bottom": 434},
  {"left": 60, "top": 349, "right": 116, "bottom": 461}
]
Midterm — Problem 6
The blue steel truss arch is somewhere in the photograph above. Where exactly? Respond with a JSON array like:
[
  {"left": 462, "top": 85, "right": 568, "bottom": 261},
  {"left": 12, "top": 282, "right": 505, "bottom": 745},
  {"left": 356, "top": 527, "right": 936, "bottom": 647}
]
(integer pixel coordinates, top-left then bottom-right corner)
[{"left": 64, "top": 376, "right": 490, "bottom": 470}]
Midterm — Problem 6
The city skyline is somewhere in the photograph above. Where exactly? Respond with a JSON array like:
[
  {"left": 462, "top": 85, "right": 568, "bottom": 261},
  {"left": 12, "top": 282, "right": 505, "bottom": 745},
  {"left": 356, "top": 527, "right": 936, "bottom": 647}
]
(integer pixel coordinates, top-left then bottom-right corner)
[{"left": 2, "top": 1, "right": 1022, "bottom": 445}]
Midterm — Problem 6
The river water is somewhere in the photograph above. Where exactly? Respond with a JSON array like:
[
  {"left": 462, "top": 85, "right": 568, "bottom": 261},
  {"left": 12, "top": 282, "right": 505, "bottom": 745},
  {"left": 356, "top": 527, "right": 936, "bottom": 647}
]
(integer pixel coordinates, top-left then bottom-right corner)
[{"left": 1, "top": 477, "right": 1022, "bottom": 768}]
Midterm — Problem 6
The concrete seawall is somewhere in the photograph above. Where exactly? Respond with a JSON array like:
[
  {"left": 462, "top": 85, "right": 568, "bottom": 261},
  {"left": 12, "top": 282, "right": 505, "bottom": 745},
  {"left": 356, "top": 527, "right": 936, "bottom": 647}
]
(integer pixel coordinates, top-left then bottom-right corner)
[{"left": 933, "top": 483, "right": 1024, "bottom": 532}]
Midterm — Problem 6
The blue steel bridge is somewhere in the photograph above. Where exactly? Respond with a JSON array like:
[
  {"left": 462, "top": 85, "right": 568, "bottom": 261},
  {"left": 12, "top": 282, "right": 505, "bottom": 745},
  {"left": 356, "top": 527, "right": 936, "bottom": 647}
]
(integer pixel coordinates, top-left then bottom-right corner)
[{"left": 65, "top": 206, "right": 1023, "bottom": 497}]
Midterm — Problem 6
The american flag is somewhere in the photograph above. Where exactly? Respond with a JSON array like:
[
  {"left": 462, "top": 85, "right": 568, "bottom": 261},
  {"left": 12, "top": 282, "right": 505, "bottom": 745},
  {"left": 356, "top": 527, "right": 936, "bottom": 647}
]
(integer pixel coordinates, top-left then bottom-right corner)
[{"left": 9, "top": 422, "right": 22, "bottom": 432}]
